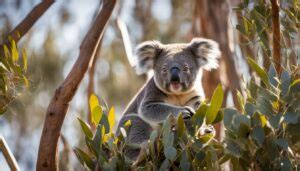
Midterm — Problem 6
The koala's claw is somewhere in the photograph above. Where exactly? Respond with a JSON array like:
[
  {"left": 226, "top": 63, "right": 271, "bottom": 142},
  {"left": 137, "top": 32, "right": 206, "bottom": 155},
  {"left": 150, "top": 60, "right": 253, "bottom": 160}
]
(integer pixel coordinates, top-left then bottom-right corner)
[{"left": 182, "top": 106, "right": 195, "bottom": 120}]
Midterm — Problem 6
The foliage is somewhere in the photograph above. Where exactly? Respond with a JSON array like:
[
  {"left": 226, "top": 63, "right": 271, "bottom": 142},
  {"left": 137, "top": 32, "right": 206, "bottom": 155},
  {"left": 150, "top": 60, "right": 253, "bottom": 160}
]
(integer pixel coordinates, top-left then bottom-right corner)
[
  {"left": 234, "top": 0, "right": 299, "bottom": 66},
  {"left": 75, "top": 88, "right": 225, "bottom": 170},
  {"left": 223, "top": 62, "right": 300, "bottom": 170},
  {"left": 0, "top": 38, "right": 28, "bottom": 115}
]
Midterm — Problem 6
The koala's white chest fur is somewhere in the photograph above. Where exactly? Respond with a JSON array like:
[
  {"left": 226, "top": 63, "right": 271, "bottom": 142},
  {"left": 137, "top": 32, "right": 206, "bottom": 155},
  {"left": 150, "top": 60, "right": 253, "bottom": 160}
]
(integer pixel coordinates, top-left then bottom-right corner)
[{"left": 165, "top": 88, "right": 204, "bottom": 108}]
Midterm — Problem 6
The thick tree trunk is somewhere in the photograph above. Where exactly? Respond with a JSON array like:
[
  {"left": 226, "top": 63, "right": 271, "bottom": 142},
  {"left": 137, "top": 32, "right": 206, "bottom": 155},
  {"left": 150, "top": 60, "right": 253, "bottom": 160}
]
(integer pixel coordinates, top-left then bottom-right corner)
[
  {"left": 36, "top": 0, "right": 116, "bottom": 170},
  {"left": 194, "top": 0, "right": 242, "bottom": 139},
  {"left": 0, "top": 0, "right": 54, "bottom": 57},
  {"left": 195, "top": 0, "right": 241, "bottom": 110}
]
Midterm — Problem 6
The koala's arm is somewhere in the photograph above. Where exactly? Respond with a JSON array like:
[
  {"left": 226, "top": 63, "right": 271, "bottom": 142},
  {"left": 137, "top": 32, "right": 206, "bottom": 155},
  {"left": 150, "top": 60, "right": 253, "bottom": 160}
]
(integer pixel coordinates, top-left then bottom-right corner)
[{"left": 138, "top": 79, "right": 194, "bottom": 124}]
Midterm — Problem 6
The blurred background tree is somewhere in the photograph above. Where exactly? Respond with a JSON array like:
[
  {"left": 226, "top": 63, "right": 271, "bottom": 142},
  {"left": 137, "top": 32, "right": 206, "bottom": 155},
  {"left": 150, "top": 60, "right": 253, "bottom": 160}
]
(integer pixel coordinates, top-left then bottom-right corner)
[{"left": 0, "top": 0, "right": 299, "bottom": 170}]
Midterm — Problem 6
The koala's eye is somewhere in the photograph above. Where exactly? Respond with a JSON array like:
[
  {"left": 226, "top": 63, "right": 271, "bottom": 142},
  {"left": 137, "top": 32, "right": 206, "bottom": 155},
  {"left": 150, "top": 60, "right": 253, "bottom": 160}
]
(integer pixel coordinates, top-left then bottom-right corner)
[
  {"left": 183, "top": 65, "right": 190, "bottom": 72},
  {"left": 162, "top": 66, "right": 167, "bottom": 73}
]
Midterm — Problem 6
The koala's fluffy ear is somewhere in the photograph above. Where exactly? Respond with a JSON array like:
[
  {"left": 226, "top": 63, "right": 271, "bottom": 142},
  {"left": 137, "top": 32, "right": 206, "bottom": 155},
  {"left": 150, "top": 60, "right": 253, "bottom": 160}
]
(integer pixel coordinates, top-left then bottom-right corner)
[
  {"left": 189, "top": 38, "right": 221, "bottom": 70},
  {"left": 134, "top": 41, "right": 162, "bottom": 75}
]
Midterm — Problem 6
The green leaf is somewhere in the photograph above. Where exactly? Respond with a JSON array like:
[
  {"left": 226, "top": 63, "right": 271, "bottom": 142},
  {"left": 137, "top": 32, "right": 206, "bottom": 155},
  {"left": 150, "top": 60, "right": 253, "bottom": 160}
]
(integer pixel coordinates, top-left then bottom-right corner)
[
  {"left": 198, "top": 133, "right": 214, "bottom": 144},
  {"left": 233, "top": 115, "right": 251, "bottom": 128},
  {"left": 268, "top": 64, "right": 277, "bottom": 87},
  {"left": 177, "top": 113, "right": 185, "bottom": 138},
  {"left": 164, "top": 146, "right": 177, "bottom": 161},
  {"left": 225, "top": 139, "right": 241, "bottom": 158},
  {"left": 238, "top": 123, "right": 250, "bottom": 138},
  {"left": 245, "top": 102, "right": 255, "bottom": 116},
  {"left": 247, "top": 58, "right": 269, "bottom": 86},
  {"left": 236, "top": 90, "right": 245, "bottom": 111},
  {"left": 150, "top": 130, "right": 158, "bottom": 143},
  {"left": 211, "top": 110, "right": 224, "bottom": 124},
  {"left": 280, "top": 157, "right": 292, "bottom": 171},
  {"left": 73, "top": 148, "right": 94, "bottom": 169},
  {"left": 191, "top": 103, "right": 207, "bottom": 126},
  {"left": 289, "top": 79, "right": 300, "bottom": 93},
  {"left": 195, "top": 151, "right": 206, "bottom": 161},
  {"left": 77, "top": 118, "right": 93, "bottom": 139},
  {"left": 275, "top": 138, "right": 289, "bottom": 150},
  {"left": 284, "top": 110, "right": 298, "bottom": 124},
  {"left": 223, "top": 108, "right": 239, "bottom": 129},
  {"left": 280, "top": 70, "right": 290, "bottom": 96},
  {"left": 206, "top": 84, "right": 224, "bottom": 124},
  {"left": 269, "top": 113, "right": 282, "bottom": 129},
  {"left": 256, "top": 96, "right": 273, "bottom": 116},
  {"left": 92, "top": 124, "right": 103, "bottom": 157},
  {"left": 180, "top": 150, "right": 190, "bottom": 171},
  {"left": 92, "top": 106, "right": 103, "bottom": 125},
  {"left": 159, "top": 159, "right": 170, "bottom": 171},
  {"left": 251, "top": 127, "right": 264, "bottom": 146},
  {"left": 99, "top": 114, "right": 110, "bottom": 134}
]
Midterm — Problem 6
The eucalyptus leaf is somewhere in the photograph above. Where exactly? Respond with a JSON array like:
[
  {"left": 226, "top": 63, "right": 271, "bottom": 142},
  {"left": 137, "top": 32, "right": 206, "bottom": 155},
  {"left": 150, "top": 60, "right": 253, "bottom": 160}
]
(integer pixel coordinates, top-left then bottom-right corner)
[
  {"left": 247, "top": 58, "right": 269, "bottom": 86},
  {"left": 251, "top": 127, "right": 264, "bottom": 146},
  {"left": 78, "top": 118, "right": 93, "bottom": 139},
  {"left": 206, "top": 84, "right": 224, "bottom": 124}
]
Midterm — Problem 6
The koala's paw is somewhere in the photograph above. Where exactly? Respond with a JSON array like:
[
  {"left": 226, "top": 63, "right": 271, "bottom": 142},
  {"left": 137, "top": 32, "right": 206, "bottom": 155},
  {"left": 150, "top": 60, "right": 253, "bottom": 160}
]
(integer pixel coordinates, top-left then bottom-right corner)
[{"left": 181, "top": 106, "right": 195, "bottom": 120}]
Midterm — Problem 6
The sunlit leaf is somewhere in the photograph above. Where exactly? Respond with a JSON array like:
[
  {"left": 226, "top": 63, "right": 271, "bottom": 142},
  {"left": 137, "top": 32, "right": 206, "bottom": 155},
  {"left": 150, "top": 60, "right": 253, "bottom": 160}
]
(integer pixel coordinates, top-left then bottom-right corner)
[
  {"left": 124, "top": 120, "right": 131, "bottom": 127},
  {"left": 92, "top": 106, "right": 103, "bottom": 125},
  {"left": 11, "top": 40, "right": 19, "bottom": 63},
  {"left": 108, "top": 107, "right": 115, "bottom": 131},
  {"left": 206, "top": 84, "right": 224, "bottom": 124},
  {"left": 89, "top": 93, "right": 99, "bottom": 113},
  {"left": 289, "top": 79, "right": 300, "bottom": 93},
  {"left": 247, "top": 58, "right": 269, "bottom": 86}
]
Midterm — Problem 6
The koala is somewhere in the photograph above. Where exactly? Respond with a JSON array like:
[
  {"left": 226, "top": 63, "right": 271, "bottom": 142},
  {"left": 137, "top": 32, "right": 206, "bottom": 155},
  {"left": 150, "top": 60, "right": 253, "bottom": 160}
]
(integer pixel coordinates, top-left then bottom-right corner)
[{"left": 116, "top": 38, "right": 221, "bottom": 159}]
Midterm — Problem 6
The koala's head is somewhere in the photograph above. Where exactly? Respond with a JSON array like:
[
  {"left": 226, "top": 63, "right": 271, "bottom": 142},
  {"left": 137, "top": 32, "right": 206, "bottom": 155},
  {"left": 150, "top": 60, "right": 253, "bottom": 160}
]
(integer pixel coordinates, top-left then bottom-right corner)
[{"left": 135, "top": 38, "right": 221, "bottom": 95}]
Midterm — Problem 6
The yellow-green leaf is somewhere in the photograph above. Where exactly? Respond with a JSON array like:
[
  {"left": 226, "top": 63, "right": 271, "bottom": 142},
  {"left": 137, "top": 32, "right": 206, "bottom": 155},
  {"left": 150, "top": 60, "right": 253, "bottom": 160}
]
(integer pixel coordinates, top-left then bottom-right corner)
[
  {"left": 247, "top": 58, "right": 269, "bottom": 86},
  {"left": 177, "top": 113, "right": 185, "bottom": 138},
  {"left": 89, "top": 93, "right": 99, "bottom": 113},
  {"left": 77, "top": 118, "right": 93, "bottom": 139},
  {"left": 206, "top": 84, "right": 224, "bottom": 124},
  {"left": 124, "top": 120, "right": 132, "bottom": 127},
  {"left": 22, "top": 48, "right": 27, "bottom": 72},
  {"left": 23, "top": 75, "right": 29, "bottom": 87},
  {"left": 108, "top": 107, "right": 115, "bottom": 131},
  {"left": 92, "top": 106, "right": 102, "bottom": 125},
  {"left": 11, "top": 40, "right": 19, "bottom": 62}
]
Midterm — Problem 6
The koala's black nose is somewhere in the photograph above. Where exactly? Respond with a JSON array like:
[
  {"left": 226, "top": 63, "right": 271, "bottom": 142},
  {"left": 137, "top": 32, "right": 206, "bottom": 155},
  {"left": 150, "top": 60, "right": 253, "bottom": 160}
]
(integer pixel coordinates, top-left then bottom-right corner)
[{"left": 170, "top": 67, "right": 180, "bottom": 82}]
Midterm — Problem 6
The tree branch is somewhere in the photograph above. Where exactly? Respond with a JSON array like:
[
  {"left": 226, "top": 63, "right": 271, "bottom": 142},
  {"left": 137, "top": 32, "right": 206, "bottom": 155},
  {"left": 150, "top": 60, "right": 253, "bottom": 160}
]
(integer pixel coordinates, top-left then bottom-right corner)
[
  {"left": 0, "top": 135, "right": 20, "bottom": 171},
  {"left": 271, "top": 0, "right": 281, "bottom": 74},
  {"left": 116, "top": 18, "right": 135, "bottom": 66},
  {"left": 0, "top": 0, "right": 54, "bottom": 57},
  {"left": 36, "top": 0, "right": 116, "bottom": 170}
]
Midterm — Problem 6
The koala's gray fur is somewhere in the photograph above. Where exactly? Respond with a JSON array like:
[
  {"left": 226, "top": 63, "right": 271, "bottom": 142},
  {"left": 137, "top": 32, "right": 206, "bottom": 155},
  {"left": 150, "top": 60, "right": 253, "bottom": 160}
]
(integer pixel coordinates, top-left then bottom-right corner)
[{"left": 116, "top": 38, "right": 221, "bottom": 159}]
